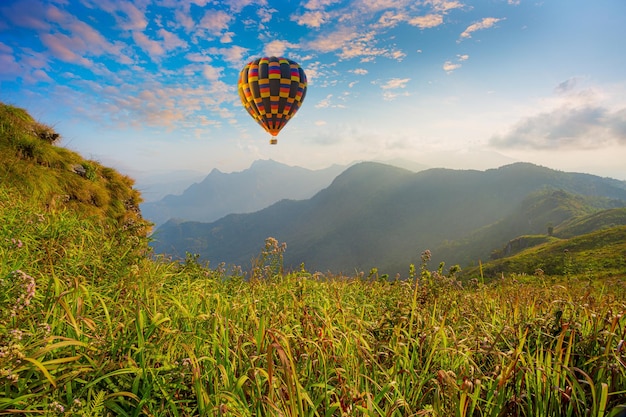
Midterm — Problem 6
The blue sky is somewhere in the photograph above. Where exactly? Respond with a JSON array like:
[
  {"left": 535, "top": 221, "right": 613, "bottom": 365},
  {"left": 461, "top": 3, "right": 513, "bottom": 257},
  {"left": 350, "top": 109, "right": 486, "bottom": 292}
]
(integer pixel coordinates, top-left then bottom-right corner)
[{"left": 1, "top": 0, "right": 626, "bottom": 183}]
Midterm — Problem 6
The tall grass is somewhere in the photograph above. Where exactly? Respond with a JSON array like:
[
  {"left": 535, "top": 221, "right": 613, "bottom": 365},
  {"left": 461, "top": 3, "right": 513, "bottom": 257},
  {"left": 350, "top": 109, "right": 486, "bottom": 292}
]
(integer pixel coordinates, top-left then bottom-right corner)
[{"left": 1, "top": 190, "right": 626, "bottom": 416}]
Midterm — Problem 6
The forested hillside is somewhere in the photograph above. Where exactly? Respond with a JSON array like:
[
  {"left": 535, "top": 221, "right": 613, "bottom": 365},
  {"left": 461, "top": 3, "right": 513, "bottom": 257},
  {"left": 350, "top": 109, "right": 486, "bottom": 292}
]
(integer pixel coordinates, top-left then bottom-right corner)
[{"left": 153, "top": 162, "right": 626, "bottom": 274}]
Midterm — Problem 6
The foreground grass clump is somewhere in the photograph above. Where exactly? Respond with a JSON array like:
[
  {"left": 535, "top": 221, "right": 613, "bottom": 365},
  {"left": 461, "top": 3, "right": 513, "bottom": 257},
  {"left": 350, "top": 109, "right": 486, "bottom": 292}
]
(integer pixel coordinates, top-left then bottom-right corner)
[{"left": 2, "top": 192, "right": 626, "bottom": 416}]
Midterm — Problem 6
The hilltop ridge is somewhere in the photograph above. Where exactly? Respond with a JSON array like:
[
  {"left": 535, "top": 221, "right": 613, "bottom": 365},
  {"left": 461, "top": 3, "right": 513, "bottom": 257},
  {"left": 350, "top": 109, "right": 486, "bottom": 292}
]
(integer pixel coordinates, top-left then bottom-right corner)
[{"left": 0, "top": 102, "right": 150, "bottom": 236}]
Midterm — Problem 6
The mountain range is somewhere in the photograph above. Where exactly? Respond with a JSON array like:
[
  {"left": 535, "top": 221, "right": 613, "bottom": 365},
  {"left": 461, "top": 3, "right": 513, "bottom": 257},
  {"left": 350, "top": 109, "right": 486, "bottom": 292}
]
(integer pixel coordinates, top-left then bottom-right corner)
[
  {"left": 151, "top": 162, "right": 626, "bottom": 275},
  {"left": 140, "top": 159, "right": 347, "bottom": 227}
]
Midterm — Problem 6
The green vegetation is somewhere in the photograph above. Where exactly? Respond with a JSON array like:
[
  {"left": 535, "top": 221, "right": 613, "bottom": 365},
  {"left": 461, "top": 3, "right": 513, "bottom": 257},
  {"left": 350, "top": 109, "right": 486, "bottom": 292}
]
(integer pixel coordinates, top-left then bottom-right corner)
[
  {"left": 2, "top": 103, "right": 626, "bottom": 415},
  {"left": 464, "top": 207, "right": 626, "bottom": 279},
  {"left": 0, "top": 103, "right": 149, "bottom": 235}
]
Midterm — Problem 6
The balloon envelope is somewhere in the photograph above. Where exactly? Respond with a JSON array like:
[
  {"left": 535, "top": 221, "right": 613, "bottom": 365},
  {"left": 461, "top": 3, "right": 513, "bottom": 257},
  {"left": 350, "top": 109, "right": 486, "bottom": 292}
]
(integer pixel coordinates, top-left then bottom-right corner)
[{"left": 238, "top": 56, "right": 307, "bottom": 144}]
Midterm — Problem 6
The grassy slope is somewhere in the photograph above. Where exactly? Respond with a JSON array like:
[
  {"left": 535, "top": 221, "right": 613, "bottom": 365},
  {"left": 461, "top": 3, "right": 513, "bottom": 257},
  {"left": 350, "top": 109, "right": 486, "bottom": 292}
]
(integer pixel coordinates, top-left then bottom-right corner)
[
  {"left": 0, "top": 103, "right": 149, "bottom": 236},
  {"left": 433, "top": 188, "right": 616, "bottom": 267},
  {"left": 2, "top": 104, "right": 626, "bottom": 416},
  {"left": 463, "top": 207, "right": 626, "bottom": 279},
  {"left": 464, "top": 226, "right": 626, "bottom": 279}
]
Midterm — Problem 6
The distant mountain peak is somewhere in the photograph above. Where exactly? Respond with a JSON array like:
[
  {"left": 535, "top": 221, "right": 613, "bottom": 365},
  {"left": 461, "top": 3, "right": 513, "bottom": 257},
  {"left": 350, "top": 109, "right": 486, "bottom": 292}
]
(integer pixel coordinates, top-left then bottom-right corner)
[
  {"left": 250, "top": 159, "right": 285, "bottom": 168},
  {"left": 141, "top": 159, "right": 348, "bottom": 227}
]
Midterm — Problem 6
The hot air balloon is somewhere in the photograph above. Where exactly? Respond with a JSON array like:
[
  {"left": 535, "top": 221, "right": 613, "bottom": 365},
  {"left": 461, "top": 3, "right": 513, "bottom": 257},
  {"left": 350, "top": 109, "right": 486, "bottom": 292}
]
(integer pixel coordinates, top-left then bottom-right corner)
[{"left": 238, "top": 56, "right": 307, "bottom": 144}]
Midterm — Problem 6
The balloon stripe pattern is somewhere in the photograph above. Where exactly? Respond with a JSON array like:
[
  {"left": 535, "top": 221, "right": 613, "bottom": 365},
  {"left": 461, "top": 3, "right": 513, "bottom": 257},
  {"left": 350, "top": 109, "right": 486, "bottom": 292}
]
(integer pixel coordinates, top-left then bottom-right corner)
[{"left": 238, "top": 56, "right": 307, "bottom": 143}]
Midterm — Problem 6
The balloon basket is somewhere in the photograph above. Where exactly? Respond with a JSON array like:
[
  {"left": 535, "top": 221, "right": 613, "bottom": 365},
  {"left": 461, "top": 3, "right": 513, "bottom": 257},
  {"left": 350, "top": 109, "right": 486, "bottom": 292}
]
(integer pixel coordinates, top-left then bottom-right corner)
[{"left": 270, "top": 138, "right": 278, "bottom": 145}]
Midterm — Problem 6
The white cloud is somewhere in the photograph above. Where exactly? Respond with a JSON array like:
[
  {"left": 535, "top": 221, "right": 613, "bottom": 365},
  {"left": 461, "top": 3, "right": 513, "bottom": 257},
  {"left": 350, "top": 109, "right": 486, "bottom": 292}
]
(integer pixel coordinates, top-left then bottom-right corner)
[
  {"left": 313, "top": 91, "right": 347, "bottom": 108},
  {"left": 358, "top": 0, "right": 403, "bottom": 13},
  {"left": 0, "top": 47, "right": 22, "bottom": 79},
  {"left": 108, "top": 1, "right": 148, "bottom": 31},
  {"left": 336, "top": 31, "right": 405, "bottom": 61},
  {"left": 443, "top": 61, "right": 461, "bottom": 72},
  {"left": 202, "top": 65, "right": 222, "bottom": 81},
  {"left": 442, "top": 54, "right": 468, "bottom": 73},
  {"left": 198, "top": 9, "right": 232, "bottom": 36},
  {"left": 158, "top": 28, "right": 188, "bottom": 51},
  {"left": 209, "top": 45, "right": 249, "bottom": 66},
  {"left": 377, "top": 11, "right": 406, "bottom": 28},
  {"left": 31, "top": 68, "right": 53, "bottom": 83},
  {"left": 185, "top": 53, "right": 213, "bottom": 63},
  {"left": 220, "top": 32, "right": 234, "bottom": 43},
  {"left": 351, "top": 68, "right": 368, "bottom": 75},
  {"left": 425, "top": 0, "right": 464, "bottom": 12},
  {"left": 382, "top": 90, "right": 410, "bottom": 101},
  {"left": 372, "top": 77, "right": 411, "bottom": 100},
  {"left": 490, "top": 105, "right": 626, "bottom": 149},
  {"left": 304, "top": 0, "right": 340, "bottom": 9},
  {"left": 132, "top": 31, "right": 165, "bottom": 61},
  {"left": 264, "top": 40, "right": 297, "bottom": 57},
  {"left": 293, "top": 10, "right": 330, "bottom": 28},
  {"left": 408, "top": 14, "right": 444, "bottom": 29},
  {"left": 315, "top": 94, "right": 333, "bottom": 108},
  {"left": 459, "top": 17, "right": 504, "bottom": 41},
  {"left": 38, "top": 6, "right": 135, "bottom": 65},
  {"left": 306, "top": 28, "right": 357, "bottom": 53},
  {"left": 256, "top": 7, "right": 276, "bottom": 24},
  {"left": 175, "top": 8, "right": 196, "bottom": 32},
  {"left": 380, "top": 78, "right": 410, "bottom": 89},
  {"left": 223, "top": 0, "right": 261, "bottom": 13},
  {"left": 40, "top": 32, "right": 94, "bottom": 67}
]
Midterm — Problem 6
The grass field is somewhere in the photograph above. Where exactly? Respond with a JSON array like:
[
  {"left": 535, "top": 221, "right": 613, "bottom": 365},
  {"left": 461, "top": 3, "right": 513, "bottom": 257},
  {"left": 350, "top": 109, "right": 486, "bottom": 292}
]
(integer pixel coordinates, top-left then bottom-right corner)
[{"left": 2, "top": 189, "right": 626, "bottom": 416}]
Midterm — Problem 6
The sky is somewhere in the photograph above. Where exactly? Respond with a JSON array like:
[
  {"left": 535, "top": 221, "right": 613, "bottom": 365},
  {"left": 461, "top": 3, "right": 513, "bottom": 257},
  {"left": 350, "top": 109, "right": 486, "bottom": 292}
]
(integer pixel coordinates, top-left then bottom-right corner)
[{"left": 1, "top": 0, "right": 626, "bottom": 186}]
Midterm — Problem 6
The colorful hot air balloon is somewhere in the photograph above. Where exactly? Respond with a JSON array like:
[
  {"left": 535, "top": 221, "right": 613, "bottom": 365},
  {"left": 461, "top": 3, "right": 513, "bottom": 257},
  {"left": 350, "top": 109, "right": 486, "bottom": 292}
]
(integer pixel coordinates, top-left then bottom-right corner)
[{"left": 237, "top": 56, "right": 307, "bottom": 144}]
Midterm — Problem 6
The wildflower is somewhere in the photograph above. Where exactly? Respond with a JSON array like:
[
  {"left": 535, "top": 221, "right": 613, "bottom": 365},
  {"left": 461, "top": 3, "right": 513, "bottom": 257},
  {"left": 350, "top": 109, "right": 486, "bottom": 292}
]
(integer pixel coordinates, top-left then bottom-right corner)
[
  {"left": 1, "top": 270, "right": 36, "bottom": 320},
  {"left": 10, "top": 329, "right": 23, "bottom": 341},
  {"left": 49, "top": 401, "right": 65, "bottom": 414},
  {"left": 39, "top": 322, "right": 51, "bottom": 335},
  {"left": 15, "top": 270, "right": 35, "bottom": 307},
  {"left": 11, "top": 238, "right": 23, "bottom": 249}
]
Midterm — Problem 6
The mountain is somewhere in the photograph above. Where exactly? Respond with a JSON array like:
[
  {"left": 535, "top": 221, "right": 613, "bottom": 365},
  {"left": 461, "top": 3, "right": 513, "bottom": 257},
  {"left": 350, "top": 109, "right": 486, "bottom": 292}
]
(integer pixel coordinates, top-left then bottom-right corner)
[
  {"left": 140, "top": 159, "right": 347, "bottom": 227},
  {"left": 376, "top": 158, "right": 430, "bottom": 172},
  {"left": 134, "top": 169, "right": 207, "bottom": 202},
  {"left": 151, "top": 161, "right": 626, "bottom": 274}
]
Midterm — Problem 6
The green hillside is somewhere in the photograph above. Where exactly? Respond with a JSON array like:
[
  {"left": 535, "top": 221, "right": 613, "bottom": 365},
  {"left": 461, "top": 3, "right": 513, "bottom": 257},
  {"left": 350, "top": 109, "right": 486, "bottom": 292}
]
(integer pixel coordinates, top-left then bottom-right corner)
[
  {"left": 555, "top": 207, "right": 626, "bottom": 238},
  {"left": 2, "top": 103, "right": 626, "bottom": 416},
  {"left": 0, "top": 103, "right": 149, "bottom": 236},
  {"left": 462, "top": 206, "right": 626, "bottom": 279},
  {"left": 433, "top": 188, "right": 621, "bottom": 266}
]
